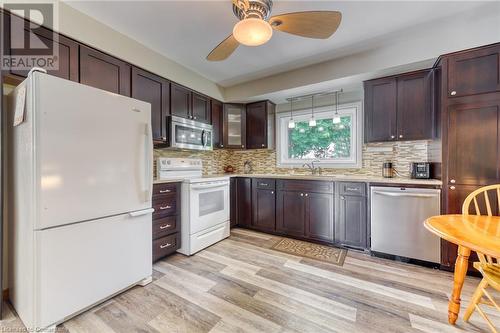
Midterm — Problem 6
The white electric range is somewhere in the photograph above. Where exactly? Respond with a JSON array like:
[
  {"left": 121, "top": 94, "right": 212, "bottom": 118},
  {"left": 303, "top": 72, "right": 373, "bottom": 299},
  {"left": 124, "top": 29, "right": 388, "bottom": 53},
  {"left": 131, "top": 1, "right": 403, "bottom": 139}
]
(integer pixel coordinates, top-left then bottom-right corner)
[{"left": 157, "top": 158, "right": 230, "bottom": 255}]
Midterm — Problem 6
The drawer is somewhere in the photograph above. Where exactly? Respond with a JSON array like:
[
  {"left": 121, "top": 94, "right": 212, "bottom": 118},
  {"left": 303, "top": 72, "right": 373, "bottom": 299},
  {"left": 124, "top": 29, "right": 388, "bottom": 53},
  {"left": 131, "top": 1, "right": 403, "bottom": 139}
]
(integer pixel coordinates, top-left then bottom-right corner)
[
  {"left": 339, "top": 182, "right": 366, "bottom": 196},
  {"left": 253, "top": 178, "right": 276, "bottom": 190},
  {"left": 153, "top": 233, "right": 180, "bottom": 262},
  {"left": 153, "top": 216, "right": 178, "bottom": 239},
  {"left": 153, "top": 182, "right": 178, "bottom": 197},
  {"left": 153, "top": 195, "right": 177, "bottom": 219},
  {"left": 277, "top": 180, "right": 334, "bottom": 194}
]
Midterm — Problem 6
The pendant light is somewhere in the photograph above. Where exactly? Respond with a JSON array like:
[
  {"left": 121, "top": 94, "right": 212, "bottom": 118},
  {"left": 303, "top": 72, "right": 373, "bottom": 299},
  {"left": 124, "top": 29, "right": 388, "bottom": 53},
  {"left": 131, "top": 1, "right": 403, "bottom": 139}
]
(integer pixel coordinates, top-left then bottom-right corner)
[
  {"left": 332, "top": 90, "right": 341, "bottom": 124},
  {"left": 309, "top": 95, "right": 317, "bottom": 127},
  {"left": 288, "top": 97, "right": 295, "bottom": 129}
]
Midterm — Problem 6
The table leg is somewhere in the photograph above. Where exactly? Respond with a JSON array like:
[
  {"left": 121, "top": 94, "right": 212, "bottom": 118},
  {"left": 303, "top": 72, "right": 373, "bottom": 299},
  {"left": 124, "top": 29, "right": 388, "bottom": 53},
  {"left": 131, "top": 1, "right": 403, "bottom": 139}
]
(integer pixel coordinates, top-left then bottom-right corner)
[{"left": 448, "top": 245, "right": 471, "bottom": 325}]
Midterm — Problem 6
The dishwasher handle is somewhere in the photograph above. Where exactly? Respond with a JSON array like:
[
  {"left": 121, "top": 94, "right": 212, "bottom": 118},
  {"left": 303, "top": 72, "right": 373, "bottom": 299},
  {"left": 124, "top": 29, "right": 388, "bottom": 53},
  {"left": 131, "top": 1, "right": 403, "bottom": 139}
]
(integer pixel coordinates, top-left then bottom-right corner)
[{"left": 372, "top": 191, "right": 438, "bottom": 199}]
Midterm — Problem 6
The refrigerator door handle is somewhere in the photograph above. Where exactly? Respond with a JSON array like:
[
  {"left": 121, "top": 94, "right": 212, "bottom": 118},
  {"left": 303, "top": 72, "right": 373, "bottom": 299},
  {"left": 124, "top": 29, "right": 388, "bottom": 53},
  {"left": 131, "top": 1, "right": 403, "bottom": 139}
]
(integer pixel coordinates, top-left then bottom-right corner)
[
  {"left": 144, "top": 123, "right": 153, "bottom": 202},
  {"left": 129, "top": 208, "right": 154, "bottom": 217}
]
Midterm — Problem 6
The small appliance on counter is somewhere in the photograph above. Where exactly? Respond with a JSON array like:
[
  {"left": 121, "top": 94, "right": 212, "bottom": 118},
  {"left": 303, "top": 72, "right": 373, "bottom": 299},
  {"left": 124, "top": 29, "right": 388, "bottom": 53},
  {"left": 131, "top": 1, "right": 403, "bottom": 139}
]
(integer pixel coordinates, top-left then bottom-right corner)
[
  {"left": 382, "top": 161, "right": 395, "bottom": 178},
  {"left": 410, "top": 162, "right": 431, "bottom": 179}
]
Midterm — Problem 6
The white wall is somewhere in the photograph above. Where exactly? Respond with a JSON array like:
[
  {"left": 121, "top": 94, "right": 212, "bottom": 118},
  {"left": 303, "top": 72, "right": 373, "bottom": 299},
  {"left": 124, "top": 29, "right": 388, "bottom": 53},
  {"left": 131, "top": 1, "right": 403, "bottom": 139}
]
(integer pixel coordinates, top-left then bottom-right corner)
[
  {"left": 57, "top": 3, "right": 224, "bottom": 101},
  {"left": 224, "top": 2, "right": 500, "bottom": 102}
]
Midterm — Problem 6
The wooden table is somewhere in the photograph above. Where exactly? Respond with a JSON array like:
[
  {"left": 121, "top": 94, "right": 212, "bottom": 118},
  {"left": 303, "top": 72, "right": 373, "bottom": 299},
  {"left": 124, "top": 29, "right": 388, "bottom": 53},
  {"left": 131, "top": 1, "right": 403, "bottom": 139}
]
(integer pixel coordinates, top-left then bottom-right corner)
[{"left": 424, "top": 214, "right": 500, "bottom": 325}]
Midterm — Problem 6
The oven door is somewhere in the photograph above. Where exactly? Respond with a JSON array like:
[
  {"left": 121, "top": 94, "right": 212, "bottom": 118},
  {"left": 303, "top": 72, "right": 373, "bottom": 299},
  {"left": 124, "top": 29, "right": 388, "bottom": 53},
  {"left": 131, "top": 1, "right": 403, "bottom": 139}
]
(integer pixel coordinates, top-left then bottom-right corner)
[
  {"left": 170, "top": 116, "right": 212, "bottom": 150},
  {"left": 189, "top": 181, "right": 229, "bottom": 234}
]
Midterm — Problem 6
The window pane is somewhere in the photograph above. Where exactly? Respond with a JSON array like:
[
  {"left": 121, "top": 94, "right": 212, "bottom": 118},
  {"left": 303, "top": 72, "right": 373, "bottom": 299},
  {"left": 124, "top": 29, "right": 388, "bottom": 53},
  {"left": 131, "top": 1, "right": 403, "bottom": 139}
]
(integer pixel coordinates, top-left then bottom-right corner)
[{"left": 287, "top": 116, "right": 351, "bottom": 159}]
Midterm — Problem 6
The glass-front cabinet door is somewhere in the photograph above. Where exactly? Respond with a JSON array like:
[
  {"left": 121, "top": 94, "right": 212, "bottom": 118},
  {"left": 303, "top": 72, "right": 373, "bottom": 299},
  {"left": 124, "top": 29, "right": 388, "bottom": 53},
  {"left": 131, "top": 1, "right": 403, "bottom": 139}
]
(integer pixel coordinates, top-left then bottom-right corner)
[{"left": 223, "top": 104, "right": 246, "bottom": 149}]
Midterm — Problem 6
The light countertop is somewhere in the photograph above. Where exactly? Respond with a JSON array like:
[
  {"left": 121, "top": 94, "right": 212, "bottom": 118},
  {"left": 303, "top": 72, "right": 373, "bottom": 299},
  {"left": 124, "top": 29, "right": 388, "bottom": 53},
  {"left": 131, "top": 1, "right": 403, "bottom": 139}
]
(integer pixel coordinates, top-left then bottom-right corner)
[{"left": 154, "top": 173, "right": 442, "bottom": 186}]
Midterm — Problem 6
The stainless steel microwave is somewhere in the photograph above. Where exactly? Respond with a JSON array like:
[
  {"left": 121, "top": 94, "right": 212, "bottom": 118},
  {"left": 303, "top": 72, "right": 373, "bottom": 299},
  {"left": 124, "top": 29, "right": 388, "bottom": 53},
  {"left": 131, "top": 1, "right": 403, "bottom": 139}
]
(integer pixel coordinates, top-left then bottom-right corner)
[{"left": 167, "top": 115, "right": 213, "bottom": 151}]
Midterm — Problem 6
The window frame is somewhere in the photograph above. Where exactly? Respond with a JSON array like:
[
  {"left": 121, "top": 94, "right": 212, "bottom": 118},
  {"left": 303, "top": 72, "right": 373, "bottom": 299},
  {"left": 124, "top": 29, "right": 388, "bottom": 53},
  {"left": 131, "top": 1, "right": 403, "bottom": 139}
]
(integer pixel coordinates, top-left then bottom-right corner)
[{"left": 276, "top": 101, "right": 363, "bottom": 168}]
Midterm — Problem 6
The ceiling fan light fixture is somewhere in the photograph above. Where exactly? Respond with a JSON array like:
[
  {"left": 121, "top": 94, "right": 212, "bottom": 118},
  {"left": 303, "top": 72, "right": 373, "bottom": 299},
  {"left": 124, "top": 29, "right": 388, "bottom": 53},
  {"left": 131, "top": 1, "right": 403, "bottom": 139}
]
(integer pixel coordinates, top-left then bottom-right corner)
[{"left": 233, "top": 18, "right": 273, "bottom": 46}]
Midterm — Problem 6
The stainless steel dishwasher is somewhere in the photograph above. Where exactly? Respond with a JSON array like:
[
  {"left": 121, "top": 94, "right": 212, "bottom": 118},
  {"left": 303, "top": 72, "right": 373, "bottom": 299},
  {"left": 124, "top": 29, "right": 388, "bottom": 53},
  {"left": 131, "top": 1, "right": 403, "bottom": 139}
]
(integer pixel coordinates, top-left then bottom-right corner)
[{"left": 370, "top": 186, "right": 441, "bottom": 263}]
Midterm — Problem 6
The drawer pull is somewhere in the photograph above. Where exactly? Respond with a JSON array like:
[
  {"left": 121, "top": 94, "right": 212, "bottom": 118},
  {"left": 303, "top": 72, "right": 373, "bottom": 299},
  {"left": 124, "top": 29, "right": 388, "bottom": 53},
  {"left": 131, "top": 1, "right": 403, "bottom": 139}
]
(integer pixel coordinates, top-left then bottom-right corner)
[
  {"left": 160, "top": 243, "right": 172, "bottom": 249},
  {"left": 346, "top": 187, "right": 359, "bottom": 191},
  {"left": 259, "top": 183, "right": 268, "bottom": 186},
  {"left": 160, "top": 206, "right": 172, "bottom": 210},
  {"left": 160, "top": 224, "right": 172, "bottom": 229},
  {"left": 159, "top": 189, "right": 171, "bottom": 193}
]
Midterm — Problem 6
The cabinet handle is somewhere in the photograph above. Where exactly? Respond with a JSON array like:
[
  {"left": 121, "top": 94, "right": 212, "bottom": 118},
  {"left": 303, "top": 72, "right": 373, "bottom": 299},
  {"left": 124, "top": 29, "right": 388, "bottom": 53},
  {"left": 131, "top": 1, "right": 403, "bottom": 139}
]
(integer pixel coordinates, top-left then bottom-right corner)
[
  {"left": 271, "top": 191, "right": 274, "bottom": 194},
  {"left": 259, "top": 183, "right": 268, "bottom": 186},
  {"left": 220, "top": 144, "right": 224, "bottom": 148},
  {"left": 300, "top": 193, "right": 304, "bottom": 197},
  {"left": 160, "top": 206, "right": 172, "bottom": 210},
  {"left": 450, "top": 90, "right": 457, "bottom": 96},
  {"left": 160, "top": 224, "right": 172, "bottom": 229},
  {"left": 340, "top": 195, "right": 345, "bottom": 200},
  {"left": 305, "top": 193, "right": 309, "bottom": 197},
  {"left": 193, "top": 116, "right": 197, "bottom": 120},
  {"left": 450, "top": 186, "right": 456, "bottom": 190},
  {"left": 346, "top": 187, "right": 358, "bottom": 192},
  {"left": 261, "top": 144, "right": 265, "bottom": 147},
  {"left": 241, "top": 145, "right": 245, "bottom": 148},
  {"left": 162, "top": 136, "right": 167, "bottom": 140},
  {"left": 160, "top": 243, "right": 172, "bottom": 249},
  {"left": 390, "top": 135, "right": 395, "bottom": 139},
  {"left": 450, "top": 179, "right": 456, "bottom": 184},
  {"left": 399, "top": 135, "right": 403, "bottom": 139},
  {"left": 159, "top": 189, "right": 171, "bottom": 193}
]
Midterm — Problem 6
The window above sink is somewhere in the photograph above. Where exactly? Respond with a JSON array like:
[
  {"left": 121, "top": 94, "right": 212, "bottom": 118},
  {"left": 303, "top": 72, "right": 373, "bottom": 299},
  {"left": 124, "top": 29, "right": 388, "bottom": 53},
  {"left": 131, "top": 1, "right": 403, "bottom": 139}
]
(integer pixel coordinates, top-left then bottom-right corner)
[{"left": 276, "top": 102, "right": 362, "bottom": 168}]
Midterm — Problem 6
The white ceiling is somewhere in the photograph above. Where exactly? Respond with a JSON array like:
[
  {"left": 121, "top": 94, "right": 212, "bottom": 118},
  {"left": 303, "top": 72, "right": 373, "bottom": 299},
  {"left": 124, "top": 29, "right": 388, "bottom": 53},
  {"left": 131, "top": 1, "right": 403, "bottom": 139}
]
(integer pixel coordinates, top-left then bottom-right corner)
[{"left": 66, "top": 1, "right": 489, "bottom": 87}]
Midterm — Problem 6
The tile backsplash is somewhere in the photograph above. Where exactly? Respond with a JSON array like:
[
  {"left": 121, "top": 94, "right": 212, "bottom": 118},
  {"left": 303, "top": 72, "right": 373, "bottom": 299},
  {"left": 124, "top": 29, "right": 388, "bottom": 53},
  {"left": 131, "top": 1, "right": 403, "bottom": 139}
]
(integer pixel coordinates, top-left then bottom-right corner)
[{"left": 154, "top": 140, "right": 435, "bottom": 178}]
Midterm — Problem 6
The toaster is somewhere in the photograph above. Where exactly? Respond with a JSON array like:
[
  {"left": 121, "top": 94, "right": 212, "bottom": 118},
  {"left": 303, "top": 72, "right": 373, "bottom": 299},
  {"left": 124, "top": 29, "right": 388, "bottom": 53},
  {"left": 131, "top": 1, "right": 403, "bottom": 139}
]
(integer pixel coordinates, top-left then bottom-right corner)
[{"left": 410, "top": 162, "right": 431, "bottom": 179}]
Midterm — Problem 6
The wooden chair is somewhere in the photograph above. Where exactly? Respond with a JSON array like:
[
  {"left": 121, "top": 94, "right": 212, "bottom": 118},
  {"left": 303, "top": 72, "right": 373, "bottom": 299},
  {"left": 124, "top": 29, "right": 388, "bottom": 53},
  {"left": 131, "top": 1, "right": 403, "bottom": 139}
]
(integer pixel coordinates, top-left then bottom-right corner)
[{"left": 462, "top": 184, "right": 500, "bottom": 333}]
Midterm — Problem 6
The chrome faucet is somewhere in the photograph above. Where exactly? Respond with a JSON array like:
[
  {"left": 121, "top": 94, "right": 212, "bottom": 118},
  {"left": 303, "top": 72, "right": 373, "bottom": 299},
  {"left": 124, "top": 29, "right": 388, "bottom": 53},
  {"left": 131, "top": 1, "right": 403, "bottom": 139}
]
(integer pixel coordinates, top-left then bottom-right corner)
[{"left": 302, "top": 159, "right": 322, "bottom": 175}]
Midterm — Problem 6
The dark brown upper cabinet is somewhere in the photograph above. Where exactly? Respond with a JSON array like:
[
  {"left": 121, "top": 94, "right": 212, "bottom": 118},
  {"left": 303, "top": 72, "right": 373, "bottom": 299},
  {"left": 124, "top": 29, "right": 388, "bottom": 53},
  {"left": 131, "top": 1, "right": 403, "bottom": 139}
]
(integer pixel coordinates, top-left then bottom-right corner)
[
  {"left": 364, "top": 77, "right": 397, "bottom": 142},
  {"left": 246, "top": 100, "right": 276, "bottom": 149},
  {"left": 446, "top": 44, "right": 500, "bottom": 98},
  {"left": 170, "top": 83, "right": 191, "bottom": 119},
  {"left": 396, "top": 70, "right": 433, "bottom": 140},
  {"left": 192, "top": 92, "right": 211, "bottom": 124},
  {"left": 6, "top": 12, "right": 79, "bottom": 81},
  {"left": 223, "top": 103, "right": 246, "bottom": 149},
  {"left": 131, "top": 67, "right": 170, "bottom": 145},
  {"left": 364, "top": 69, "right": 434, "bottom": 143},
  {"left": 171, "top": 83, "right": 212, "bottom": 123},
  {"left": 79, "top": 45, "right": 131, "bottom": 96},
  {"left": 447, "top": 99, "right": 500, "bottom": 187},
  {"left": 211, "top": 99, "right": 224, "bottom": 148}
]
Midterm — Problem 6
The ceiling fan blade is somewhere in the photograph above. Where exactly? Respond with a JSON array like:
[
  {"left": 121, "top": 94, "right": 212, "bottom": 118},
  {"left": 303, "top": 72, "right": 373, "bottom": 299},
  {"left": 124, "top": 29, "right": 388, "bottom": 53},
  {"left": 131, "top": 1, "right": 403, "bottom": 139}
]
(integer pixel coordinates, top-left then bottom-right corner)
[
  {"left": 269, "top": 11, "right": 342, "bottom": 39},
  {"left": 207, "top": 34, "right": 240, "bottom": 61}
]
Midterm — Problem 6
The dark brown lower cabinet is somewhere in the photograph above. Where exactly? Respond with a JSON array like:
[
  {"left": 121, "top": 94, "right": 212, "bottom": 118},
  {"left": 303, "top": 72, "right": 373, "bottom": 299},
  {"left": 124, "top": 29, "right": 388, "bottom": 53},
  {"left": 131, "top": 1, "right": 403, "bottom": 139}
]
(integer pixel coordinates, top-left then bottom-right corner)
[
  {"left": 305, "top": 192, "right": 334, "bottom": 243},
  {"left": 336, "top": 194, "right": 367, "bottom": 249},
  {"left": 276, "top": 180, "right": 334, "bottom": 243},
  {"left": 252, "top": 179, "right": 276, "bottom": 233},
  {"left": 276, "top": 190, "right": 306, "bottom": 237},
  {"left": 236, "top": 178, "right": 252, "bottom": 228},
  {"left": 230, "top": 178, "right": 237, "bottom": 227},
  {"left": 152, "top": 182, "right": 181, "bottom": 262}
]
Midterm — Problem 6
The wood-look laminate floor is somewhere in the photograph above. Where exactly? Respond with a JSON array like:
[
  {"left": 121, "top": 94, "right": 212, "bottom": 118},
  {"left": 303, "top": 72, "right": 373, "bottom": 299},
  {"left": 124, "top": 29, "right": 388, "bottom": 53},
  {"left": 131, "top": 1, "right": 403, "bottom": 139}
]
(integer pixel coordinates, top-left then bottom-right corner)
[{"left": 2, "top": 228, "right": 500, "bottom": 332}]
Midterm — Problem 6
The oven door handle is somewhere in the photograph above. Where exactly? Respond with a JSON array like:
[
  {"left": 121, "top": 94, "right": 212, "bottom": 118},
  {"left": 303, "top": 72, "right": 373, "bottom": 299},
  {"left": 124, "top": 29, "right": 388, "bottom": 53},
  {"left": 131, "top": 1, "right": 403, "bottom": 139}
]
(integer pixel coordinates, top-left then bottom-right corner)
[{"left": 190, "top": 183, "right": 228, "bottom": 190}]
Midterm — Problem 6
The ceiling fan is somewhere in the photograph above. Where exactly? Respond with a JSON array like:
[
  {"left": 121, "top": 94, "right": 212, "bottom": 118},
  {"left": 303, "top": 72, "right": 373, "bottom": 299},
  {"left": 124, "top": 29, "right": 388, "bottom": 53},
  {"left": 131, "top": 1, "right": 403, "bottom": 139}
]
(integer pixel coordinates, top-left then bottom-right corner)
[{"left": 207, "top": 0, "right": 342, "bottom": 61}]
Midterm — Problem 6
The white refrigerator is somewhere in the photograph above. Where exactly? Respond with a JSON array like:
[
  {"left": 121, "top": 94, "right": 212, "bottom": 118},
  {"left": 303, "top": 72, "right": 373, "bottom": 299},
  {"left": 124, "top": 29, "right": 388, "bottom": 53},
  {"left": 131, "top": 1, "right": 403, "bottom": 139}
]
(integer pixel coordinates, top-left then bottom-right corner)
[{"left": 8, "top": 71, "right": 153, "bottom": 330}]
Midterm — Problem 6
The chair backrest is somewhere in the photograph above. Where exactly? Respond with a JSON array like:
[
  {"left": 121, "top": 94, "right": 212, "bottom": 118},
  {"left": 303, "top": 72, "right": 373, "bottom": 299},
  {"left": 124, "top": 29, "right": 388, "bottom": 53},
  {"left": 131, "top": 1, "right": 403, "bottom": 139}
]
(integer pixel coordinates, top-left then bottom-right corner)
[{"left": 462, "top": 184, "right": 500, "bottom": 265}]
